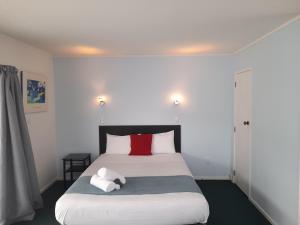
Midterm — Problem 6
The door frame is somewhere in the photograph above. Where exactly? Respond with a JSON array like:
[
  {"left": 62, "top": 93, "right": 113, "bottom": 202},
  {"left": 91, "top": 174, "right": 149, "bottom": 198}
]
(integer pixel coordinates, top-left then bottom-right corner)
[{"left": 232, "top": 68, "right": 253, "bottom": 198}]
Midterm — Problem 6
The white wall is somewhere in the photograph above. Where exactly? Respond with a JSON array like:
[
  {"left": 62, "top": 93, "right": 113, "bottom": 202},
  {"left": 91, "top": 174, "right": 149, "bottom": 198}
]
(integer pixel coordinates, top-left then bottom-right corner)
[
  {"left": 235, "top": 19, "right": 300, "bottom": 225},
  {"left": 0, "top": 33, "right": 57, "bottom": 191},
  {"left": 54, "top": 56, "right": 234, "bottom": 178}
]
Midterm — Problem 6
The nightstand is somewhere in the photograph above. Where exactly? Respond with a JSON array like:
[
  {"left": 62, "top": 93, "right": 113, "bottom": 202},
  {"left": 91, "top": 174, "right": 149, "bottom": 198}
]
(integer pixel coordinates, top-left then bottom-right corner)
[{"left": 63, "top": 153, "right": 91, "bottom": 188}]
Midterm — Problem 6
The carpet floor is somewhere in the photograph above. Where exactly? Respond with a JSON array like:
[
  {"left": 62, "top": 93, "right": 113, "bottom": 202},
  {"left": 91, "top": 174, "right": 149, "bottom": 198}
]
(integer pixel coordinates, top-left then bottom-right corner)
[{"left": 14, "top": 180, "right": 271, "bottom": 225}]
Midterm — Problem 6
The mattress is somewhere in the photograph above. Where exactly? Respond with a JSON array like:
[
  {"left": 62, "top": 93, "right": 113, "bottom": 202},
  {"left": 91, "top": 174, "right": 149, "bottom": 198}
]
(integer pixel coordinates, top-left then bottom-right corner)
[{"left": 55, "top": 153, "right": 209, "bottom": 225}]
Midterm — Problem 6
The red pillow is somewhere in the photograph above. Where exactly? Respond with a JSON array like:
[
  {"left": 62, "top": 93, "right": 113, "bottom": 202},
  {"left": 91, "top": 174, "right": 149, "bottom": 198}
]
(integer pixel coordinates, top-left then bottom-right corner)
[{"left": 129, "top": 134, "right": 152, "bottom": 155}]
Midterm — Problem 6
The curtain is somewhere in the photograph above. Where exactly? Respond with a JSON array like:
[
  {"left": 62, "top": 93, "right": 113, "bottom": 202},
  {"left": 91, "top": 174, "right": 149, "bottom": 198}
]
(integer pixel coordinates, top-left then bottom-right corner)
[{"left": 0, "top": 65, "right": 43, "bottom": 225}]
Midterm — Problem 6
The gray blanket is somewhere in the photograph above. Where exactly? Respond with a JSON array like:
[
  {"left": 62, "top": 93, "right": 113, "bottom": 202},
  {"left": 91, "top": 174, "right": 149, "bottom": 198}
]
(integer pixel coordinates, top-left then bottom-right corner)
[{"left": 66, "top": 175, "right": 202, "bottom": 195}]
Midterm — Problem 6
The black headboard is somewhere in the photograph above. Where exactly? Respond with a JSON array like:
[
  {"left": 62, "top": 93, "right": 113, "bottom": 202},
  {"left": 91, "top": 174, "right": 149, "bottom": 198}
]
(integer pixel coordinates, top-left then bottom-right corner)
[{"left": 99, "top": 125, "right": 181, "bottom": 155}]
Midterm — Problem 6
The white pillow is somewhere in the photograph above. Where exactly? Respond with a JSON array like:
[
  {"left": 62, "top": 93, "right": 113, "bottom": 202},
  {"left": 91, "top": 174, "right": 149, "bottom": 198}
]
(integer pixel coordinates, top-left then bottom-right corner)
[
  {"left": 152, "top": 131, "right": 176, "bottom": 154},
  {"left": 106, "top": 134, "right": 131, "bottom": 154}
]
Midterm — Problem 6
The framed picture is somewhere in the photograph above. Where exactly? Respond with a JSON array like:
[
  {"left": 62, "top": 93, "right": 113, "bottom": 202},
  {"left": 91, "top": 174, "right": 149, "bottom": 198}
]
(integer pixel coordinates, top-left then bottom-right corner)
[{"left": 21, "top": 71, "right": 48, "bottom": 113}]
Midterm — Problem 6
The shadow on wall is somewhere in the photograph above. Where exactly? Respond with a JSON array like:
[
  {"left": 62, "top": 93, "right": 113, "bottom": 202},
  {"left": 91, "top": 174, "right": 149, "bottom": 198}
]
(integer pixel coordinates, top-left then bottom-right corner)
[
  {"left": 183, "top": 152, "right": 231, "bottom": 178},
  {"left": 250, "top": 185, "right": 292, "bottom": 225}
]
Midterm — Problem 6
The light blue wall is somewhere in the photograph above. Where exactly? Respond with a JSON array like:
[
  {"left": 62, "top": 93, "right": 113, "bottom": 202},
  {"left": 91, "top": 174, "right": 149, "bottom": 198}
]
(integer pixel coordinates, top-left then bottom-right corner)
[
  {"left": 54, "top": 56, "right": 235, "bottom": 178},
  {"left": 235, "top": 19, "right": 300, "bottom": 225},
  {"left": 54, "top": 18, "right": 300, "bottom": 225}
]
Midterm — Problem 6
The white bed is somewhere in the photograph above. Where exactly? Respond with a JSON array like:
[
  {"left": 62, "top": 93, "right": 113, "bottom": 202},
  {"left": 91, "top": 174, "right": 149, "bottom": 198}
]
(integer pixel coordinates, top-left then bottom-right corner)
[{"left": 55, "top": 153, "right": 209, "bottom": 225}]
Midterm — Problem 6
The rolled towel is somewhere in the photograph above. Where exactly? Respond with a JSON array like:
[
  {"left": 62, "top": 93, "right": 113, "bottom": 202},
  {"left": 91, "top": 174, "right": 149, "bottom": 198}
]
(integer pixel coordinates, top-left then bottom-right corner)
[
  {"left": 90, "top": 175, "right": 120, "bottom": 192},
  {"left": 114, "top": 178, "right": 123, "bottom": 187},
  {"left": 97, "top": 167, "right": 126, "bottom": 184}
]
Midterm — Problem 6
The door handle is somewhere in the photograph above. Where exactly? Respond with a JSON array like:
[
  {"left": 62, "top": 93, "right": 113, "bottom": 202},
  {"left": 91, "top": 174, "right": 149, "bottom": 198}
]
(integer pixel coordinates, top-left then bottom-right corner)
[{"left": 243, "top": 121, "right": 250, "bottom": 126}]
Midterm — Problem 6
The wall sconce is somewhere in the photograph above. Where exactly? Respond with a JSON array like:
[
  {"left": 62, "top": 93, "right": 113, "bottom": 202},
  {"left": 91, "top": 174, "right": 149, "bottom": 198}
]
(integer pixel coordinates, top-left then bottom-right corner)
[
  {"left": 97, "top": 96, "right": 106, "bottom": 107},
  {"left": 174, "top": 99, "right": 180, "bottom": 105},
  {"left": 171, "top": 94, "right": 183, "bottom": 106},
  {"left": 96, "top": 96, "right": 107, "bottom": 124},
  {"left": 170, "top": 94, "right": 184, "bottom": 124}
]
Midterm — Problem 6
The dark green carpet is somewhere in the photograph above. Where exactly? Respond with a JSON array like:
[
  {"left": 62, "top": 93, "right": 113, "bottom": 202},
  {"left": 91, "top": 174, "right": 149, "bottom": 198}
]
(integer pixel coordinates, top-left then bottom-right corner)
[
  {"left": 15, "top": 180, "right": 271, "bottom": 225},
  {"left": 197, "top": 181, "right": 271, "bottom": 225}
]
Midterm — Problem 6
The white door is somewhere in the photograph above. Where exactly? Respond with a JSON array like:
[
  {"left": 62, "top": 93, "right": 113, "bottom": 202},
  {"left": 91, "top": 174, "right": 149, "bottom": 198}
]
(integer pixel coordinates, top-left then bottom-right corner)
[{"left": 234, "top": 69, "right": 252, "bottom": 196}]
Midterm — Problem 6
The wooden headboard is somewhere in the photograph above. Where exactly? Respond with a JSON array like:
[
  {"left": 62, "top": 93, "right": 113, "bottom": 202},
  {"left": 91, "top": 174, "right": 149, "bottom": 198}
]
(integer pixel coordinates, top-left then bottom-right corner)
[{"left": 99, "top": 125, "right": 181, "bottom": 155}]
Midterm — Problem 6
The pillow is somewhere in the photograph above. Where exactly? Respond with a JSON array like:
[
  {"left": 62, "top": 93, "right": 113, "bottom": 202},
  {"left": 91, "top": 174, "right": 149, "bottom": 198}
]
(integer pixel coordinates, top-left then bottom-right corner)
[
  {"left": 106, "top": 134, "right": 131, "bottom": 154},
  {"left": 129, "top": 134, "right": 152, "bottom": 155},
  {"left": 152, "top": 131, "right": 176, "bottom": 154}
]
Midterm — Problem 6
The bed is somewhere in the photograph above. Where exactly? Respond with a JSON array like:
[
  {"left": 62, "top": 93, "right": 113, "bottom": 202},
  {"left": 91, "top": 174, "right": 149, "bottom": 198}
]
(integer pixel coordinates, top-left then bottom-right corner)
[{"left": 55, "top": 125, "right": 209, "bottom": 225}]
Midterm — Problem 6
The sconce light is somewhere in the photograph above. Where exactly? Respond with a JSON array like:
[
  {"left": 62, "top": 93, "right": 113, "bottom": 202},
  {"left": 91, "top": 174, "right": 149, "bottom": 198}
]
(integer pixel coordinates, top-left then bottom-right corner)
[
  {"left": 97, "top": 96, "right": 106, "bottom": 107},
  {"left": 171, "top": 94, "right": 183, "bottom": 106},
  {"left": 170, "top": 93, "right": 184, "bottom": 124},
  {"left": 174, "top": 99, "right": 180, "bottom": 105}
]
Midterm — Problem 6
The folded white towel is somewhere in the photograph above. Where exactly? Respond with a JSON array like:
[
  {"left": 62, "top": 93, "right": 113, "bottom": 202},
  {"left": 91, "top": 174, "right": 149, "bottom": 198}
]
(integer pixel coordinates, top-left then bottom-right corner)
[
  {"left": 97, "top": 167, "right": 126, "bottom": 184},
  {"left": 90, "top": 175, "right": 120, "bottom": 192}
]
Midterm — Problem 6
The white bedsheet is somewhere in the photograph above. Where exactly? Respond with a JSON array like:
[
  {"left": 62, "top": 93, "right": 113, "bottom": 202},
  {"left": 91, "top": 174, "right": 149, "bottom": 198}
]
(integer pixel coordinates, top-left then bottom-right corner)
[{"left": 55, "top": 153, "right": 209, "bottom": 225}]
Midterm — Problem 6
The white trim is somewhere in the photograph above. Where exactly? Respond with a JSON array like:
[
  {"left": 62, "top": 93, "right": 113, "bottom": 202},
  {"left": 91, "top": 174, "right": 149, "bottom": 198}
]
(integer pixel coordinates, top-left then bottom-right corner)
[
  {"left": 194, "top": 176, "right": 231, "bottom": 180},
  {"left": 54, "top": 53, "right": 231, "bottom": 59},
  {"left": 298, "top": 147, "right": 300, "bottom": 225},
  {"left": 40, "top": 178, "right": 57, "bottom": 193},
  {"left": 249, "top": 196, "right": 278, "bottom": 225},
  {"left": 249, "top": 76, "right": 253, "bottom": 199},
  {"left": 233, "top": 69, "right": 253, "bottom": 197},
  {"left": 235, "top": 14, "right": 300, "bottom": 54},
  {"left": 235, "top": 68, "right": 252, "bottom": 75},
  {"left": 233, "top": 74, "right": 238, "bottom": 184}
]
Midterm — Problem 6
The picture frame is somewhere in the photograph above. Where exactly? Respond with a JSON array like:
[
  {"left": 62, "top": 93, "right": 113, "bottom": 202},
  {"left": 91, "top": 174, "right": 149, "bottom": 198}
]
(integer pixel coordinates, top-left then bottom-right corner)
[{"left": 21, "top": 71, "right": 48, "bottom": 113}]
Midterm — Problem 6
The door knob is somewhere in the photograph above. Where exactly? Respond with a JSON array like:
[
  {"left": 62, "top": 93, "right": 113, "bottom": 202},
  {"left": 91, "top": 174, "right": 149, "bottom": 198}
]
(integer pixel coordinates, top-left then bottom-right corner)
[{"left": 243, "top": 121, "right": 250, "bottom": 126}]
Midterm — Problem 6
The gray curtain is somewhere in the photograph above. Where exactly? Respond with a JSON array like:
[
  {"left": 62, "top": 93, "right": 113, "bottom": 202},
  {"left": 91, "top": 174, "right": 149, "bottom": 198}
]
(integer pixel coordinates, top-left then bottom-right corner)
[{"left": 0, "top": 65, "right": 43, "bottom": 225}]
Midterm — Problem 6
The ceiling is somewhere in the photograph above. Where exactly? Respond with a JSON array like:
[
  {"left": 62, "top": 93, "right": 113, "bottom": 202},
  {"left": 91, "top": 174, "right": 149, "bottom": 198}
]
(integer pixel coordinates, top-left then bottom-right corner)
[{"left": 0, "top": 0, "right": 299, "bottom": 57}]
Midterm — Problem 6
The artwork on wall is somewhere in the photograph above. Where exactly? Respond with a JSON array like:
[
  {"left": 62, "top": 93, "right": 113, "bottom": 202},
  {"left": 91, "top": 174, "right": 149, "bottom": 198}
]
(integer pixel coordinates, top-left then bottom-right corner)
[{"left": 21, "top": 71, "right": 48, "bottom": 113}]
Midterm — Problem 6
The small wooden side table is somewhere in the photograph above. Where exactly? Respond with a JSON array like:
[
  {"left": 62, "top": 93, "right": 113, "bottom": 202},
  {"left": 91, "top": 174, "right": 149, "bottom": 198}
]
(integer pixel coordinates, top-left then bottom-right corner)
[{"left": 63, "top": 153, "right": 91, "bottom": 188}]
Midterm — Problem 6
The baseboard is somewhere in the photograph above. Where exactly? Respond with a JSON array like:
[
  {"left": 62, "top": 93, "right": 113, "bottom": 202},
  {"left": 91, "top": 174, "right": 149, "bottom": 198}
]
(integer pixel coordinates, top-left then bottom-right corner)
[
  {"left": 40, "top": 178, "right": 57, "bottom": 193},
  {"left": 194, "top": 176, "right": 231, "bottom": 180},
  {"left": 249, "top": 196, "right": 278, "bottom": 225}
]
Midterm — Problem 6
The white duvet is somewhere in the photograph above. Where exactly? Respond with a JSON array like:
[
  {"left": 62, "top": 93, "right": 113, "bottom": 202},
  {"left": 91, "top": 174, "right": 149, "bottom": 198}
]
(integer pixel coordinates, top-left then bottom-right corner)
[{"left": 55, "top": 153, "right": 209, "bottom": 225}]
